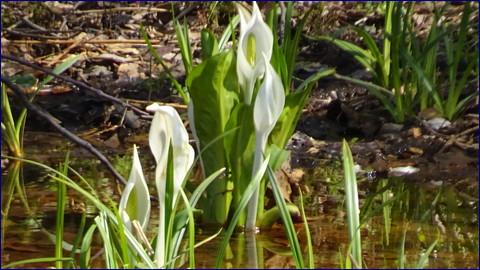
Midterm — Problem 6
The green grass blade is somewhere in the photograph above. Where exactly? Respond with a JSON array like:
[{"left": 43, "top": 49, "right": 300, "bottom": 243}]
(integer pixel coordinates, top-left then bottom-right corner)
[
  {"left": 450, "top": 2, "right": 472, "bottom": 91},
  {"left": 298, "top": 188, "right": 314, "bottom": 269},
  {"left": 342, "top": 139, "right": 362, "bottom": 269},
  {"left": 179, "top": 188, "right": 196, "bottom": 269},
  {"left": 400, "top": 48, "right": 443, "bottom": 114},
  {"left": 5, "top": 155, "right": 156, "bottom": 268},
  {"left": 79, "top": 224, "right": 97, "bottom": 269},
  {"left": 107, "top": 196, "right": 131, "bottom": 267},
  {"left": 94, "top": 212, "right": 118, "bottom": 268},
  {"left": 267, "top": 165, "right": 305, "bottom": 268},
  {"left": 353, "top": 27, "right": 387, "bottom": 87},
  {"left": 334, "top": 73, "right": 398, "bottom": 122},
  {"left": 37, "top": 54, "right": 81, "bottom": 91},
  {"left": 1, "top": 85, "right": 22, "bottom": 156},
  {"left": 447, "top": 53, "right": 478, "bottom": 120},
  {"left": 174, "top": 19, "right": 193, "bottom": 76},
  {"left": 1, "top": 257, "right": 76, "bottom": 269},
  {"left": 55, "top": 153, "right": 70, "bottom": 269},
  {"left": 140, "top": 24, "right": 189, "bottom": 104},
  {"left": 296, "top": 68, "right": 336, "bottom": 92},
  {"left": 398, "top": 218, "right": 408, "bottom": 269},
  {"left": 54, "top": 180, "right": 66, "bottom": 270},
  {"left": 171, "top": 167, "right": 226, "bottom": 260},
  {"left": 284, "top": 6, "right": 314, "bottom": 86},
  {"left": 383, "top": 2, "right": 393, "bottom": 82},
  {"left": 219, "top": 15, "right": 239, "bottom": 51},
  {"left": 309, "top": 36, "right": 375, "bottom": 73},
  {"left": 66, "top": 212, "right": 87, "bottom": 269},
  {"left": 415, "top": 239, "right": 438, "bottom": 269}
]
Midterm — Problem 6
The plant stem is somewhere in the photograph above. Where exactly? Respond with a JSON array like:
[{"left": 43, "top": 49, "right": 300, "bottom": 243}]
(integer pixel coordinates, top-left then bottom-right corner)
[{"left": 246, "top": 134, "right": 266, "bottom": 229}]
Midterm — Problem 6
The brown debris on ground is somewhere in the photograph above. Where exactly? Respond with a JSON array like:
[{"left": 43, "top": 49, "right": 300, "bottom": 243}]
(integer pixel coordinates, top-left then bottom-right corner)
[{"left": 1, "top": 1, "right": 478, "bottom": 189}]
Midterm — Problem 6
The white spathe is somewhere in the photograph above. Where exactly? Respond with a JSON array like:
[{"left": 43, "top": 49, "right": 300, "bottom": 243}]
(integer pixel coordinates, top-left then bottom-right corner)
[
  {"left": 253, "top": 53, "right": 286, "bottom": 139},
  {"left": 146, "top": 103, "right": 195, "bottom": 267},
  {"left": 246, "top": 53, "right": 285, "bottom": 229},
  {"left": 236, "top": 1, "right": 273, "bottom": 105},
  {"left": 118, "top": 145, "right": 151, "bottom": 232}
]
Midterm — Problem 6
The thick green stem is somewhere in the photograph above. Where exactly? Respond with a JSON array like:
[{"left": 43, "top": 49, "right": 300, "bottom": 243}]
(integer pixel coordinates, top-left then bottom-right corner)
[{"left": 246, "top": 134, "right": 266, "bottom": 229}]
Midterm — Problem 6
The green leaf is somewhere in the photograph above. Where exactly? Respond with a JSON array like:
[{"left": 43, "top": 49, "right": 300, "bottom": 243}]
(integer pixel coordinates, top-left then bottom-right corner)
[
  {"left": 2, "top": 257, "right": 76, "bottom": 269},
  {"left": 219, "top": 15, "right": 239, "bottom": 51},
  {"left": 37, "top": 54, "right": 81, "bottom": 91},
  {"left": 266, "top": 144, "right": 290, "bottom": 172},
  {"left": 201, "top": 28, "right": 219, "bottom": 59},
  {"left": 342, "top": 139, "right": 362, "bottom": 269},
  {"left": 140, "top": 24, "right": 188, "bottom": 104},
  {"left": 227, "top": 103, "right": 256, "bottom": 225},
  {"left": 310, "top": 35, "right": 375, "bottom": 72},
  {"left": 256, "top": 204, "right": 299, "bottom": 227},
  {"left": 415, "top": 239, "right": 438, "bottom": 269},
  {"left": 353, "top": 27, "right": 388, "bottom": 88},
  {"left": 266, "top": 164, "right": 305, "bottom": 268},
  {"left": 187, "top": 50, "right": 239, "bottom": 224},
  {"left": 174, "top": 19, "right": 193, "bottom": 76},
  {"left": 187, "top": 50, "right": 239, "bottom": 176},
  {"left": 79, "top": 225, "right": 96, "bottom": 269},
  {"left": 334, "top": 73, "right": 399, "bottom": 121}
]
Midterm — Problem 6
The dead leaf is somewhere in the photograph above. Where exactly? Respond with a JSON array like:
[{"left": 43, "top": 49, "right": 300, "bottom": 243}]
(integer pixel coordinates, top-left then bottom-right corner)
[{"left": 117, "top": 63, "right": 139, "bottom": 80}]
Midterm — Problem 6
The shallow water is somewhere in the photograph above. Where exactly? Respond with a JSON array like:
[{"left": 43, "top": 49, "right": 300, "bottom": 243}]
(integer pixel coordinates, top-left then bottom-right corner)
[{"left": 1, "top": 132, "right": 478, "bottom": 269}]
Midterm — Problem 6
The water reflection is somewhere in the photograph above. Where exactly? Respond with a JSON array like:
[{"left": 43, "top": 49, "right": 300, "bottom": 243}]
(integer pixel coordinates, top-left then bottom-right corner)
[{"left": 1, "top": 145, "right": 478, "bottom": 269}]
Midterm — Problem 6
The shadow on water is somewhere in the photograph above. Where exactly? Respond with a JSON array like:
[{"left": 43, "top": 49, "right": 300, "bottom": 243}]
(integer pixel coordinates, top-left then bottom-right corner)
[{"left": 1, "top": 133, "right": 478, "bottom": 269}]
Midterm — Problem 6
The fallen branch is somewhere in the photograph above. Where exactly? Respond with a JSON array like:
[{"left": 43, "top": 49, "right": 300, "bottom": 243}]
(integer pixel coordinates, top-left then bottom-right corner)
[
  {"left": 1, "top": 54, "right": 148, "bottom": 116},
  {"left": 1, "top": 75, "right": 128, "bottom": 186},
  {"left": 73, "top": 7, "right": 169, "bottom": 14},
  {"left": 5, "top": 39, "right": 163, "bottom": 45}
]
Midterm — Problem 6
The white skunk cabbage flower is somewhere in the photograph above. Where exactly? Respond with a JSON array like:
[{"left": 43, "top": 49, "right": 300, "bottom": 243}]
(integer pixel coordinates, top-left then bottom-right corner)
[
  {"left": 118, "top": 144, "right": 151, "bottom": 232},
  {"left": 247, "top": 53, "right": 285, "bottom": 229},
  {"left": 236, "top": 1, "right": 273, "bottom": 105},
  {"left": 146, "top": 103, "right": 195, "bottom": 267},
  {"left": 253, "top": 53, "right": 285, "bottom": 146}
]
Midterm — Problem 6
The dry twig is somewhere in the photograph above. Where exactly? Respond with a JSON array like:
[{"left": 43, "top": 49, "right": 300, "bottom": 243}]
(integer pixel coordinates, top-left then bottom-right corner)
[{"left": 1, "top": 75, "right": 128, "bottom": 186}]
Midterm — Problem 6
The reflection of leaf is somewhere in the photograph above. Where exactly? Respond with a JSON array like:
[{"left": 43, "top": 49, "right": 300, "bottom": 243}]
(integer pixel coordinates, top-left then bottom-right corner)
[{"left": 265, "top": 254, "right": 294, "bottom": 269}]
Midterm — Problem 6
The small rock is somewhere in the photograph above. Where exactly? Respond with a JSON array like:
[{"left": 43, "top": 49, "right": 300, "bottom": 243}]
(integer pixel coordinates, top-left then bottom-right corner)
[
  {"left": 378, "top": 123, "right": 404, "bottom": 134},
  {"left": 425, "top": 117, "right": 451, "bottom": 130},
  {"left": 162, "top": 52, "right": 176, "bottom": 62}
]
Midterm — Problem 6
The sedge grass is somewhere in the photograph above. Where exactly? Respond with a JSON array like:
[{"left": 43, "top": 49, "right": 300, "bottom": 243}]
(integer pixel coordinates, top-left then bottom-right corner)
[
  {"left": 342, "top": 139, "right": 362, "bottom": 269},
  {"left": 54, "top": 154, "right": 69, "bottom": 269},
  {"left": 313, "top": 2, "right": 478, "bottom": 122}
]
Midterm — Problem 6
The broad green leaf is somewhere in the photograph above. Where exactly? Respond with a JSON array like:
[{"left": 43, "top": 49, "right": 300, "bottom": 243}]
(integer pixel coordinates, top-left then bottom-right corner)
[
  {"left": 226, "top": 103, "right": 256, "bottom": 225},
  {"left": 201, "top": 28, "right": 219, "bottom": 59},
  {"left": 187, "top": 50, "right": 239, "bottom": 224}
]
